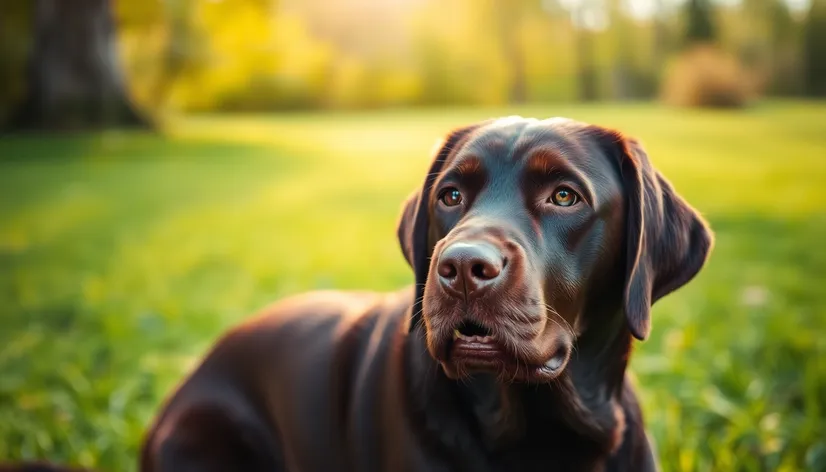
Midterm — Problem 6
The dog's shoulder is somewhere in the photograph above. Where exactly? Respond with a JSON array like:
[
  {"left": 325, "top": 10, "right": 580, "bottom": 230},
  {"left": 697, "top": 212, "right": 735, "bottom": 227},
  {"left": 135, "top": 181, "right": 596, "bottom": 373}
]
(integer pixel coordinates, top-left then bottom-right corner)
[
  {"left": 141, "top": 287, "right": 416, "bottom": 472},
  {"left": 228, "top": 286, "right": 413, "bottom": 351}
]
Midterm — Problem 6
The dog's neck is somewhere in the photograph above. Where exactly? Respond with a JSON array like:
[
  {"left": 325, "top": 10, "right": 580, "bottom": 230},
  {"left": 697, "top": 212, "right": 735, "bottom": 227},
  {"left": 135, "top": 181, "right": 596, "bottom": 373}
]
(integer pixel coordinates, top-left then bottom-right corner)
[
  {"left": 545, "top": 310, "right": 632, "bottom": 449},
  {"left": 403, "top": 307, "right": 632, "bottom": 460}
]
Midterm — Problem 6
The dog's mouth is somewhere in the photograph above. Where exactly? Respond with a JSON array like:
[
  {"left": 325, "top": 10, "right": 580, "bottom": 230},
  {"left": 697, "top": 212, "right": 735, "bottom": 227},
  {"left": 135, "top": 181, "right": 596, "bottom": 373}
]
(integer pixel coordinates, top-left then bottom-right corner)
[
  {"left": 443, "top": 318, "right": 570, "bottom": 382},
  {"left": 453, "top": 319, "right": 493, "bottom": 342}
]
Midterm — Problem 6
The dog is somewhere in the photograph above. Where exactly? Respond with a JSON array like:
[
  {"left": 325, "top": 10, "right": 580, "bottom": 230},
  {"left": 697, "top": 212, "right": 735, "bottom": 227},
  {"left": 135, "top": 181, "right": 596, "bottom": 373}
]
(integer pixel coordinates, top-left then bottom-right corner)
[{"left": 140, "top": 117, "right": 713, "bottom": 471}]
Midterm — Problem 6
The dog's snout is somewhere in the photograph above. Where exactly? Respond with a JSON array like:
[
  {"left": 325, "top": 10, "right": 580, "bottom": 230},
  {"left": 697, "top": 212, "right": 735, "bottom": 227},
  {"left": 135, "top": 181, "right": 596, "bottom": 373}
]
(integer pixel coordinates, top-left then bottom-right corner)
[{"left": 437, "top": 242, "right": 505, "bottom": 299}]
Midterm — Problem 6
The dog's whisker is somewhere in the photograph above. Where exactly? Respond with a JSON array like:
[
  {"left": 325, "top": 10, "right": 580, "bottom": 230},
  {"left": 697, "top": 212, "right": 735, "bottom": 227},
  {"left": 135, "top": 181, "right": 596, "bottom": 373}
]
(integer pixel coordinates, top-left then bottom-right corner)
[{"left": 541, "top": 303, "right": 579, "bottom": 353}]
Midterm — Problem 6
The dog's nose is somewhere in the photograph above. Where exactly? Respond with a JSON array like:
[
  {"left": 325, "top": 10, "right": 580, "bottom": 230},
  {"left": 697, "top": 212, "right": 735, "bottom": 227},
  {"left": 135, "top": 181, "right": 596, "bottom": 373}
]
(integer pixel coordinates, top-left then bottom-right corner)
[{"left": 437, "top": 242, "right": 504, "bottom": 299}]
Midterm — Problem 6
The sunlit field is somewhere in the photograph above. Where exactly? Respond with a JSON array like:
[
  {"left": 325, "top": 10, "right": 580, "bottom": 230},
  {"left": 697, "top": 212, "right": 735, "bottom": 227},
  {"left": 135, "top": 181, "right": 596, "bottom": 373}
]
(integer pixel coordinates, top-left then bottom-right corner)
[{"left": 1, "top": 101, "right": 825, "bottom": 471}]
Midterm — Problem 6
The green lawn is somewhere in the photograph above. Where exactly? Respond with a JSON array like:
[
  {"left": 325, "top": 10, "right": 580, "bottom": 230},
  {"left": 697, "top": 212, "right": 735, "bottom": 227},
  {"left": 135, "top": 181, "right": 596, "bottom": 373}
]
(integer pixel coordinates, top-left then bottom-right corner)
[{"left": 1, "top": 102, "right": 825, "bottom": 471}]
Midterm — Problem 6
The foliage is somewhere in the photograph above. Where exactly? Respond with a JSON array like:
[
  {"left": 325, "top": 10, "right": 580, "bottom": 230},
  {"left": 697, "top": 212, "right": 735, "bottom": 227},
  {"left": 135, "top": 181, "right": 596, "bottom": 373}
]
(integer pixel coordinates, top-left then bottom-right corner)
[
  {"left": 803, "top": 0, "right": 826, "bottom": 96},
  {"left": 1, "top": 102, "right": 825, "bottom": 471},
  {"left": 661, "top": 44, "right": 755, "bottom": 108},
  {"left": 0, "top": 0, "right": 32, "bottom": 121},
  {"left": 684, "top": 0, "right": 718, "bottom": 44},
  {"left": 111, "top": 0, "right": 811, "bottom": 111},
  {"left": 2, "top": 0, "right": 821, "bottom": 114}
]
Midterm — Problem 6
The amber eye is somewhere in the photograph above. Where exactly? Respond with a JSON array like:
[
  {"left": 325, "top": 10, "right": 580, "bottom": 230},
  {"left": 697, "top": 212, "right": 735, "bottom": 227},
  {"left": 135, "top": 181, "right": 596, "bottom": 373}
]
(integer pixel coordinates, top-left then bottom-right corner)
[
  {"left": 550, "top": 187, "right": 578, "bottom": 207},
  {"left": 440, "top": 187, "right": 463, "bottom": 207}
]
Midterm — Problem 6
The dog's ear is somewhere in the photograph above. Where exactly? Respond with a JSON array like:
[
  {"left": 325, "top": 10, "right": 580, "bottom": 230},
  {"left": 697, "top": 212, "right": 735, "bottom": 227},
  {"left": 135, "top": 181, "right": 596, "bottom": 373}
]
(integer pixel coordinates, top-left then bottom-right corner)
[
  {"left": 396, "top": 189, "right": 421, "bottom": 270},
  {"left": 397, "top": 123, "right": 482, "bottom": 329},
  {"left": 594, "top": 129, "right": 713, "bottom": 340}
]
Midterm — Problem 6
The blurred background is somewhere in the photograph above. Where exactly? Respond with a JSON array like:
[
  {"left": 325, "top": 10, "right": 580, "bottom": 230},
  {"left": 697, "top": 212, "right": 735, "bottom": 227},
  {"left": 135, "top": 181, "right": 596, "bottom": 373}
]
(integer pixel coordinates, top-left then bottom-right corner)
[{"left": 0, "top": 0, "right": 824, "bottom": 471}]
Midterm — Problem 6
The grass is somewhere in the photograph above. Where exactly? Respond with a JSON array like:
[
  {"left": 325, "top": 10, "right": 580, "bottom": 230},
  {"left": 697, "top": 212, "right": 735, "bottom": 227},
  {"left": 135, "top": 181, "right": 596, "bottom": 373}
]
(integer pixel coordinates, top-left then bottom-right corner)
[{"left": 1, "top": 101, "right": 825, "bottom": 471}]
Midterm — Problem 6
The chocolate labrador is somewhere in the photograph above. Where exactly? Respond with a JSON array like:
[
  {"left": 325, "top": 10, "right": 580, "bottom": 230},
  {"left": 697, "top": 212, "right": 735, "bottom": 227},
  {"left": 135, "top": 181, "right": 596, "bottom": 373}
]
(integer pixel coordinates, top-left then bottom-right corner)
[{"left": 140, "top": 117, "right": 712, "bottom": 471}]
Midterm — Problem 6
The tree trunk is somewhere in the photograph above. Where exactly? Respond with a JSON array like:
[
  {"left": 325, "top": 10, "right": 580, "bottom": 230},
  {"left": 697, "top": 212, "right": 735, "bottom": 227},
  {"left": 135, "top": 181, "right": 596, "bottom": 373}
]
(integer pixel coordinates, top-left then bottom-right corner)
[
  {"left": 496, "top": 0, "right": 528, "bottom": 104},
  {"left": 9, "top": 0, "right": 149, "bottom": 131},
  {"left": 651, "top": 0, "right": 669, "bottom": 70},
  {"left": 576, "top": 30, "right": 599, "bottom": 101},
  {"left": 684, "top": 0, "right": 717, "bottom": 45},
  {"left": 803, "top": 0, "right": 826, "bottom": 97},
  {"left": 609, "top": 0, "right": 632, "bottom": 100}
]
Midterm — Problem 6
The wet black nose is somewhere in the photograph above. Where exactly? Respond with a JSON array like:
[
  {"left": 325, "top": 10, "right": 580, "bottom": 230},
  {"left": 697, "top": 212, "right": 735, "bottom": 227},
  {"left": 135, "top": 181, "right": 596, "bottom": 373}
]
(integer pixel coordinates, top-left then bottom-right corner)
[{"left": 437, "top": 242, "right": 505, "bottom": 299}]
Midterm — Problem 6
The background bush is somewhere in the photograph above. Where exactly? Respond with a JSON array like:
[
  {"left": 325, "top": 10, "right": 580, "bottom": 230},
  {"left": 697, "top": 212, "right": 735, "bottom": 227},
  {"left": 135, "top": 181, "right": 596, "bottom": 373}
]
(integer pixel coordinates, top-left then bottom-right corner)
[{"left": 661, "top": 44, "right": 755, "bottom": 108}]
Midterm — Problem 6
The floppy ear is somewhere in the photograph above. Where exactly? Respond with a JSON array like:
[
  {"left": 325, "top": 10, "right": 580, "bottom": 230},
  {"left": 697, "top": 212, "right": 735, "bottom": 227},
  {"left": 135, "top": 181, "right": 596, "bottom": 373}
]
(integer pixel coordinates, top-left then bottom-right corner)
[
  {"left": 397, "top": 123, "right": 483, "bottom": 330},
  {"left": 611, "top": 134, "right": 714, "bottom": 340}
]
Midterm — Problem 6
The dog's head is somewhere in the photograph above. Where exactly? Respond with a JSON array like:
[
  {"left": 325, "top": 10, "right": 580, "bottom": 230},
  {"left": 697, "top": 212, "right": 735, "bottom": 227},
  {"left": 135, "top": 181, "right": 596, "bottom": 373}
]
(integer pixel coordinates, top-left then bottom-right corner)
[{"left": 398, "top": 117, "right": 712, "bottom": 383}]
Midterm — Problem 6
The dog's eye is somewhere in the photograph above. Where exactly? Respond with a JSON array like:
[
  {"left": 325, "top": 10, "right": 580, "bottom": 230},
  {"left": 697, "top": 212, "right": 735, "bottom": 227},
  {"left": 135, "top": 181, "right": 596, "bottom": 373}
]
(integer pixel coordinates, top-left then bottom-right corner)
[
  {"left": 439, "top": 188, "right": 463, "bottom": 207},
  {"left": 549, "top": 187, "right": 578, "bottom": 207}
]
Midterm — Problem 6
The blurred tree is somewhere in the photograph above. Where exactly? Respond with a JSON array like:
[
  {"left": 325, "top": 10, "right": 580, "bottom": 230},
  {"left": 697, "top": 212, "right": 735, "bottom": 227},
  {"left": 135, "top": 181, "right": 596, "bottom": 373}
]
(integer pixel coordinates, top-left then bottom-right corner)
[
  {"left": 803, "top": 0, "right": 826, "bottom": 96},
  {"left": 608, "top": 0, "right": 634, "bottom": 99},
  {"left": 548, "top": 0, "right": 603, "bottom": 101},
  {"left": 3, "top": 0, "right": 806, "bottom": 114},
  {"left": 652, "top": 0, "right": 671, "bottom": 67},
  {"left": 576, "top": 32, "right": 599, "bottom": 101},
  {"left": 8, "top": 0, "right": 148, "bottom": 130},
  {"left": 0, "top": 0, "right": 31, "bottom": 122},
  {"left": 764, "top": 0, "right": 799, "bottom": 95},
  {"left": 495, "top": 0, "right": 528, "bottom": 103},
  {"left": 151, "top": 0, "right": 199, "bottom": 107},
  {"left": 684, "top": 0, "right": 717, "bottom": 44},
  {"left": 738, "top": 0, "right": 799, "bottom": 95}
]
